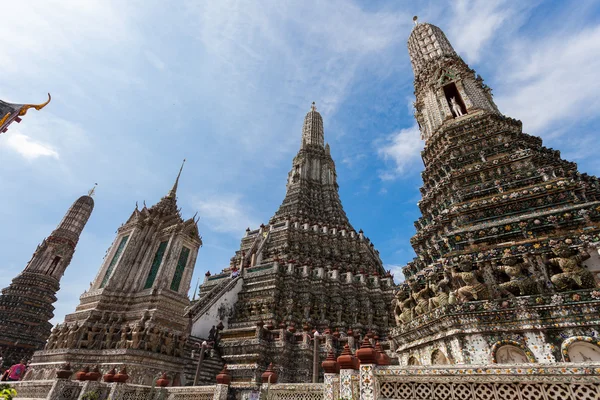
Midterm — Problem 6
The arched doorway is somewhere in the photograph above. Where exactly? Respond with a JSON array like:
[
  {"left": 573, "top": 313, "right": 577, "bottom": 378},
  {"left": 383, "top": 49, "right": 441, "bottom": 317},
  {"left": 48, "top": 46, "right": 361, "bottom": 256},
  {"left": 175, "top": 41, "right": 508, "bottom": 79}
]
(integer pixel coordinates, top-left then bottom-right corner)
[
  {"left": 431, "top": 349, "right": 449, "bottom": 365},
  {"left": 495, "top": 345, "right": 529, "bottom": 364},
  {"left": 407, "top": 356, "right": 421, "bottom": 366},
  {"left": 567, "top": 341, "right": 600, "bottom": 362}
]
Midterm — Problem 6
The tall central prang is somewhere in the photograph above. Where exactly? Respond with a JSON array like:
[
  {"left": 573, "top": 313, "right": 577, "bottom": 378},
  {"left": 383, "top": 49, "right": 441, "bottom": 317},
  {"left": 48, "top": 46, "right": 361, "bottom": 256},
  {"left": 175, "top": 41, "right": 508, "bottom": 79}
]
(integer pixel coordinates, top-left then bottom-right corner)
[{"left": 189, "top": 103, "right": 395, "bottom": 384}]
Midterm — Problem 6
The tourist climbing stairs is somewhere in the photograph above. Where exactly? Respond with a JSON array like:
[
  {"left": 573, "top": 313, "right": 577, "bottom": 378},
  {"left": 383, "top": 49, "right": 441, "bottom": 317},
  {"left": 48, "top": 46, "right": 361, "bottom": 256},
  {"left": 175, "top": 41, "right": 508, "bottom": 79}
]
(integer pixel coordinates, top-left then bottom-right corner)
[{"left": 183, "top": 336, "right": 225, "bottom": 385}]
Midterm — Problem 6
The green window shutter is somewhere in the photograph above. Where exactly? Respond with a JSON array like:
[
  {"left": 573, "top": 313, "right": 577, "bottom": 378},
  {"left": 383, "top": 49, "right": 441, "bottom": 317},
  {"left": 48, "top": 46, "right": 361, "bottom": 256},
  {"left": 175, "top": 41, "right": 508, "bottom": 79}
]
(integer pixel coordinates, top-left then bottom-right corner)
[
  {"left": 144, "top": 241, "right": 168, "bottom": 289},
  {"left": 170, "top": 247, "right": 190, "bottom": 292},
  {"left": 100, "top": 235, "right": 129, "bottom": 288}
]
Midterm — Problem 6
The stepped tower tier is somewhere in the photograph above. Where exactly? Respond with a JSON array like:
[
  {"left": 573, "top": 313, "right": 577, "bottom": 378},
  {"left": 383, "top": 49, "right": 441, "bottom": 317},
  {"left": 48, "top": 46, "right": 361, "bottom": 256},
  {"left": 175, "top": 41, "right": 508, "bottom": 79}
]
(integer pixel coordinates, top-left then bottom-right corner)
[
  {"left": 27, "top": 163, "right": 203, "bottom": 386},
  {"left": 391, "top": 20, "right": 600, "bottom": 367},
  {"left": 188, "top": 104, "right": 395, "bottom": 384},
  {"left": 0, "top": 189, "right": 94, "bottom": 365}
]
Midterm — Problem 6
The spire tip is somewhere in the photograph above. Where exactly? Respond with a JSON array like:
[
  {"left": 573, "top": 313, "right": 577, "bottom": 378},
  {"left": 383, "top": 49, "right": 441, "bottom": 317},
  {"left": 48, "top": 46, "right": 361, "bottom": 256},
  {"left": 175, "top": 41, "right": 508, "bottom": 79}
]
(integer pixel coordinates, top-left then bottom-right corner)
[{"left": 88, "top": 183, "right": 98, "bottom": 197}]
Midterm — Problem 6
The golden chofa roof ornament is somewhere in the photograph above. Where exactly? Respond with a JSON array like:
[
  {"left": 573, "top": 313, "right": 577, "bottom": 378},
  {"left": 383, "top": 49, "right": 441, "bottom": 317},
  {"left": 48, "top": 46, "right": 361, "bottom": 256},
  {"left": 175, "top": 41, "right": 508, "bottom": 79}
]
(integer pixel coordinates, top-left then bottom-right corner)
[{"left": 0, "top": 93, "right": 51, "bottom": 134}]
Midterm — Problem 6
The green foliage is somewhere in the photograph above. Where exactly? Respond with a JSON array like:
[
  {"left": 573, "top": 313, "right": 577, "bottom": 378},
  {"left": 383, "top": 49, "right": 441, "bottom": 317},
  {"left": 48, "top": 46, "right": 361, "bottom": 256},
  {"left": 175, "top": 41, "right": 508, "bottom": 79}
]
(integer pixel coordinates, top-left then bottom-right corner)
[
  {"left": 0, "top": 385, "right": 17, "bottom": 400},
  {"left": 81, "top": 390, "right": 100, "bottom": 400}
]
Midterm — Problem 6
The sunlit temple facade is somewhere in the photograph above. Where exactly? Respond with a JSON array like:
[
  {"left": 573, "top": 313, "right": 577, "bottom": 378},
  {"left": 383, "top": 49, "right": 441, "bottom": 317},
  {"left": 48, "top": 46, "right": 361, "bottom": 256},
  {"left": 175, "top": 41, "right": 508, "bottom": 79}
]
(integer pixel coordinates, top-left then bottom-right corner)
[
  {"left": 391, "top": 20, "right": 600, "bottom": 366},
  {"left": 1, "top": 16, "right": 600, "bottom": 400}
]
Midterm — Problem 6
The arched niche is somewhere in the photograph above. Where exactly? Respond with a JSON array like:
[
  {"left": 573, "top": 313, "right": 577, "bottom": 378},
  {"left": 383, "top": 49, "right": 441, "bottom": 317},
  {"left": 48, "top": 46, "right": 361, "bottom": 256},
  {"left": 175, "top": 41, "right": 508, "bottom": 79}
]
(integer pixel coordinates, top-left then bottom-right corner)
[
  {"left": 495, "top": 345, "right": 529, "bottom": 364},
  {"left": 562, "top": 337, "right": 600, "bottom": 362},
  {"left": 431, "top": 349, "right": 450, "bottom": 365},
  {"left": 407, "top": 356, "right": 421, "bottom": 366},
  {"left": 491, "top": 340, "right": 536, "bottom": 364}
]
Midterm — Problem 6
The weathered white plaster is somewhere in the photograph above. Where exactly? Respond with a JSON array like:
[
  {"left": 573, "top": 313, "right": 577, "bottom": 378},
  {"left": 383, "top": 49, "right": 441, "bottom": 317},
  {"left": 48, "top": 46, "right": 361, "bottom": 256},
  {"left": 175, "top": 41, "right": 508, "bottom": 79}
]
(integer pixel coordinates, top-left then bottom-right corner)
[{"left": 191, "top": 277, "right": 244, "bottom": 339}]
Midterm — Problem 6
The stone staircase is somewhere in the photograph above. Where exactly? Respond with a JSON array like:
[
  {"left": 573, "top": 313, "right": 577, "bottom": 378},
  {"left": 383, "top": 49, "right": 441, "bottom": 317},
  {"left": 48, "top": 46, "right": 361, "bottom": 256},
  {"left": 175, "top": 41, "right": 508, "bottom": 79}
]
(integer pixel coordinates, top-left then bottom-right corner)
[{"left": 183, "top": 336, "right": 225, "bottom": 385}]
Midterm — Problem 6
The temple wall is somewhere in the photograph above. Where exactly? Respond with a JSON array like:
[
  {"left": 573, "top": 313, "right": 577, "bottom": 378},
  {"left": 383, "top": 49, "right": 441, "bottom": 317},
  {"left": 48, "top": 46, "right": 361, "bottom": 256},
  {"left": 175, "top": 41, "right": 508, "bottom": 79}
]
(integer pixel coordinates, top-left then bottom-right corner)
[{"left": 191, "top": 277, "right": 244, "bottom": 339}]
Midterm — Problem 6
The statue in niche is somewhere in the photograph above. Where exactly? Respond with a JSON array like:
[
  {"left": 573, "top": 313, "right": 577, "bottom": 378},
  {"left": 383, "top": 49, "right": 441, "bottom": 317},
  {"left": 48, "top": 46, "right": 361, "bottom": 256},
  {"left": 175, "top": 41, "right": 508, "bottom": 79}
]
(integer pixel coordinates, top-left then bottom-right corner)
[
  {"left": 546, "top": 244, "right": 596, "bottom": 291},
  {"left": 451, "top": 259, "right": 489, "bottom": 302},
  {"left": 428, "top": 271, "right": 452, "bottom": 310},
  {"left": 56, "top": 324, "right": 69, "bottom": 349},
  {"left": 450, "top": 97, "right": 464, "bottom": 117},
  {"left": 147, "top": 327, "right": 161, "bottom": 353},
  {"left": 104, "top": 322, "right": 119, "bottom": 349},
  {"left": 66, "top": 322, "right": 81, "bottom": 348},
  {"left": 131, "top": 322, "right": 144, "bottom": 350},
  {"left": 117, "top": 326, "right": 129, "bottom": 349},
  {"left": 175, "top": 334, "right": 187, "bottom": 357},
  {"left": 395, "top": 289, "right": 416, "bottom": 325},
  {"left": 409, "top": 280, "right": 433, "bottom": 315},
  {"left": 91, "top": 323, "right": 105, "bottom": 349},
  {"left": 162, "top": 332, "right": 175, "bottom": 356},
  {"left": 495, "top": 253, "right": 538, "bottom": 297},
  {"left": 45, "top": 326, "right": 60, "bottom": 350}
]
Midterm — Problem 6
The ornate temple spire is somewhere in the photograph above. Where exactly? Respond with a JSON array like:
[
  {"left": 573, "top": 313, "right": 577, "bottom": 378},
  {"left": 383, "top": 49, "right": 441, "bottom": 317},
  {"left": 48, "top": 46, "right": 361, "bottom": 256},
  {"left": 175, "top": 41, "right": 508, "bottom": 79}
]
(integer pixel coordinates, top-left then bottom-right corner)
[
  {"left": 270, "top": 103, "right": 351, "bottom": 227},
  {"left": 150, "top": 159, "right": 186, "bottom": 216},
  {"left": 407, "top": 19, "right": 457, "bottom": 76},
  {"left": 408, "top": 20, "right": 499, "bottom": 141},
  {"left": 169, "top": 158, "right": 186, "bottom": 197},
  {"left": 45, "top": 192, "right": 95, "bottom": 256},
  {"left": 0, "top": 190, "right": 94, "bottom": 363},
  {"left": 0, "top": 93, "right": 51, "bottom": 134},
  {"left": 301, "top": 102, "right": 325, "bottom": 148}
]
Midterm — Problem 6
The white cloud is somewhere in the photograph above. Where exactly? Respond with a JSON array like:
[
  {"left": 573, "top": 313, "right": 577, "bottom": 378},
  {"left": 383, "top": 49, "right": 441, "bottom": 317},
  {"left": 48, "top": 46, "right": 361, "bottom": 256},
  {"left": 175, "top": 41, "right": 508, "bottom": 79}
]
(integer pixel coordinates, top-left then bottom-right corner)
[
  {"left": 376, "top": 125, "right": 423, "bottom": 180},
  {"left": 184, "top": 1, "right": 409, "bottom": 134},
  {"left": 449, "top": 0, "right": 512, "bottom": 62},
  {"left": 2, "top": 132, "right": 59, "bottom": 160},
  {"left": 495, "top": 25, "right": 600, "bottom": 134},
  {"left": 384, "top": 264, "right": 405, "bottom": 284},
  {"left": 193, "top": 194, "right": 260, "bottom": 236}
]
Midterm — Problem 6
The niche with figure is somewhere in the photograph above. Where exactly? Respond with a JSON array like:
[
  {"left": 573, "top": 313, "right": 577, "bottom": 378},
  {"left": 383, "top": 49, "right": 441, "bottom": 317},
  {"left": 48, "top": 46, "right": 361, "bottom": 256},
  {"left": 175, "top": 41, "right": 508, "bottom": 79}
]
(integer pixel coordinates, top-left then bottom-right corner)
[
  {"left": 407, "top": 356, "right": 421, "bottom": 366},
  {"left": 431, "top": 349, "right": 450, "bottom": 365},
  {"left": 495, "top": 345, "right": 529, "bottom": 364},
  {"left": 443, "top": 83, "right": 467, "bottom": 118},
  {"left": 567, "top": 341, "right": 600, "bottom": 362}
]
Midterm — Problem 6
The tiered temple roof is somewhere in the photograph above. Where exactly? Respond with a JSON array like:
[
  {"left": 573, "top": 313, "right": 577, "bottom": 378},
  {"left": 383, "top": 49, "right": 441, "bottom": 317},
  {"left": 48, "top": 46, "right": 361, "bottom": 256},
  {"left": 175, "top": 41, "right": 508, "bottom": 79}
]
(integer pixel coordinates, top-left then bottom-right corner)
[
  {"left": 191, "top": 104, "right": 395, "bottom": 383},
  {"left": 0, "top": 94, "right": 51, "bottom": 134}
]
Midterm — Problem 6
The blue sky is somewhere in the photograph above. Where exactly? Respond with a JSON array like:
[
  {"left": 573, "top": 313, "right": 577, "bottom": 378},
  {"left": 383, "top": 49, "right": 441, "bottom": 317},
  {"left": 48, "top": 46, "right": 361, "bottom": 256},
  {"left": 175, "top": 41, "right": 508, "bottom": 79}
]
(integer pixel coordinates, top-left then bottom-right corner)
[{"left": 1, "top": 0, "right": 599, "bottom": 324}]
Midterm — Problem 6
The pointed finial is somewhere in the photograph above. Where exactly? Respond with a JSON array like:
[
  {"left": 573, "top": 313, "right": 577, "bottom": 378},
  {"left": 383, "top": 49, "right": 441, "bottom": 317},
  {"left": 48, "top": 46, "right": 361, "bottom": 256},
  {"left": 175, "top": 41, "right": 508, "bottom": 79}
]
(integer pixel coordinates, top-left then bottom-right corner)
[
  {"left": 170, "top": 158, "right": 186, "bottom": 197},
  {"left": 192, "top": 277, "right": 200, "bottom": 301},
  {"left": 88, "top": 183, "right": 98, "bottom": 197},
  {"left": 18, "top": 93, "right": 52, "bottom": 116},
  {"left": 413, "top": 16, "right": 418, "bottom": 26},
  {"left": 311, "top": 102, "right": 316, "bottom": 112}
]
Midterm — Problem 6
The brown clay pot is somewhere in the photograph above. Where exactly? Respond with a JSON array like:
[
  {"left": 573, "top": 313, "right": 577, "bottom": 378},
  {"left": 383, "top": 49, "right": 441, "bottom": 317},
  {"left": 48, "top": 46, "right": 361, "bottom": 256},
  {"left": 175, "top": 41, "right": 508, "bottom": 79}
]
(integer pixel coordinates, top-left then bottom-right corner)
[
  {"left": 216, "top": 365, "right": 232, "bottom": 385},
  {"left": 261, "top": 363, "right": 278, "bottom": 384},
  {"left": 56, "top": 363, "right": 72, "bottom": 380},
  {"left": 375, "top": 342, "right": 391, "bottom": 366},
  {"left": 86, "top": 365, "right": 102, "bottom": 381},
  {"left": 337, "top": 344, "right": 358, "bottom": 370},
  {"left": 75, "top": 366, "right": 89, "bottom": 381},
  {"left": 356, "top": 337, "right": 378, "bottom": 365},
  {"left": 156, "top": 372, "right": 170, "bottom": 387},
  {"left": 322, "top": 350, "right": 339, "bottom": 374},
  {"left": 103, "top": 367, "right": 116, "bottom": 383},
  {"left": 114, "top": 367, "right": 129, "bottom": 383}
]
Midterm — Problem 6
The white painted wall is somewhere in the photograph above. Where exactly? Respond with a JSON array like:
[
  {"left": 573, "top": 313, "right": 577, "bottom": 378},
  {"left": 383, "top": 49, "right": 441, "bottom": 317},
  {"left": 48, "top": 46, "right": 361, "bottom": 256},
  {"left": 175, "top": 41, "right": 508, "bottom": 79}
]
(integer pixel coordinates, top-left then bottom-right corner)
[{"left": 190, "top": 277, "right": 244, "bottom": 339}]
